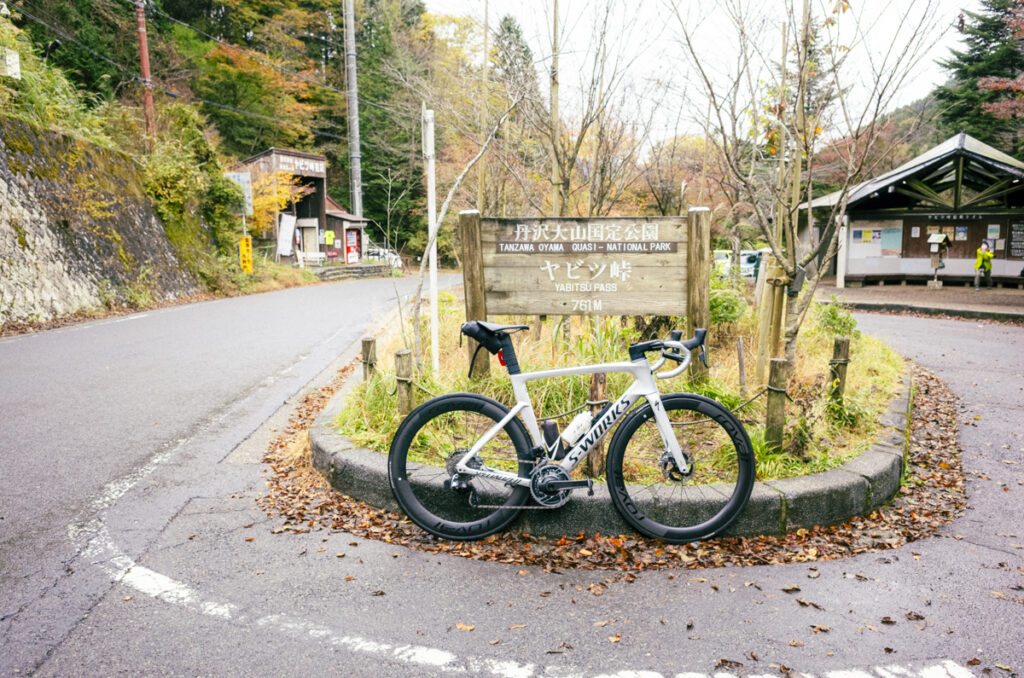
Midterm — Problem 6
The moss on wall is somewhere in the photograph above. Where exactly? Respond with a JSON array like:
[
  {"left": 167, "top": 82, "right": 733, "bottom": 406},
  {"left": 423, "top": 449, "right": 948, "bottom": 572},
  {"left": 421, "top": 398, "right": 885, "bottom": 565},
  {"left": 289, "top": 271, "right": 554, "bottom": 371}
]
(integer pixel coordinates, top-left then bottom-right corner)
[{"left": 1, "top": 115, "right": 199, "bottom": 323}]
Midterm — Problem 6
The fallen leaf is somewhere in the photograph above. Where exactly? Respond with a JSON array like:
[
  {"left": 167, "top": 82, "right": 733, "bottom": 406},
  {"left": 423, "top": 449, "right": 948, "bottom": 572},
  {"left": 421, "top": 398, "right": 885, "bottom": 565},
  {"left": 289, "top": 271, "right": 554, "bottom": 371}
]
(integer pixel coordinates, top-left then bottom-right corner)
[
  {"left": 508, "top": 624, "right": 526, "bottom": 630},
  {"left": 244, "top": 537, "right": 254, "bottom": 542},
  {"left": 881, "top": 616, "right": 896, "bottom": 625},
  {"left": 579, "top": 549, "right": 593, "bottom": 557},
  {"left": 789, "top": 639, "right": 805, "bottom": 647},
  {"left": 884, "top": 647, "right": 896, "bottom": 654},
  {"left": 343, "top": 576, "right": 355, "bottom": 581},
  {"left": 995, "top": 664, "right": 1013, "bottom": 672},
  {"left": 370, "top": 590, "right": 385, "bottom": 596},
  {"left": 810, "top": 624, "right": 830, "bottom": 633},
  {"left": 593, "top": 620, "right": 615, "bottom": 627},
  {"left": 968, "top": 659, "right": 982, "bottom": 666},
  {"left": 122, "top": 595, "right": 133, "bottom": 602},
  {"left": 488, "top": 639, "right": 501, "bottom": 645},
  {"left": 796, "top": 598, "right": 823, "bottom": 610},
  {"left": 716, "top": 658, "right": 743, "bottom": 669},
  {"left": 905, "top": 612, "right": 925, "bottom": 621},
  {"left": 518, "top": 569, "right": 530, "bottom": 575},
  {"left": 608, "top": 633, "right": 621, "bottom": 643},
  {"left": 782, "top": 585, "right": 801, "bottom": 593},
  {"left": 336, "top": 553, "right": 346, "bottom": 558},
  {"left": 455, "top": 623, "right": 475, "bottom": 631}
]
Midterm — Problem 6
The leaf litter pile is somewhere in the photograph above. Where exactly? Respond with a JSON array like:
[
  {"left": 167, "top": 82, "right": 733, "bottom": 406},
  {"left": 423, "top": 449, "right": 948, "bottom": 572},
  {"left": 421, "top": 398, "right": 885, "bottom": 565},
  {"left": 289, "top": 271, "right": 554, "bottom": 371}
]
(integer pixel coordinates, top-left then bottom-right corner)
[{"left": 257, "top": 363, "right": 965, "bottom": 571}]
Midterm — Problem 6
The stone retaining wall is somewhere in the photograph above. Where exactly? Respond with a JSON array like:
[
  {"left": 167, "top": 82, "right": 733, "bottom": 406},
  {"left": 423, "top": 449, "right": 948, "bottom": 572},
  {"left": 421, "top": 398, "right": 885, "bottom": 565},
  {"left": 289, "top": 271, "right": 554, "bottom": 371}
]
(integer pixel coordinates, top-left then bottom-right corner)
[{"left": 0, "top": 117, "right": 198, "bottom": 325}]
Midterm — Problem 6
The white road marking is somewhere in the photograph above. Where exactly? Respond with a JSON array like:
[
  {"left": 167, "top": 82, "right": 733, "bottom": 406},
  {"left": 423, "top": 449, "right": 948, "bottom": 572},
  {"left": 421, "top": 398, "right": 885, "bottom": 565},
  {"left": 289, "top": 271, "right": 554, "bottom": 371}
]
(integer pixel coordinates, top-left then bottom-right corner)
[{"left": 93, "top": 532, "right": 976, "bottom": 678}]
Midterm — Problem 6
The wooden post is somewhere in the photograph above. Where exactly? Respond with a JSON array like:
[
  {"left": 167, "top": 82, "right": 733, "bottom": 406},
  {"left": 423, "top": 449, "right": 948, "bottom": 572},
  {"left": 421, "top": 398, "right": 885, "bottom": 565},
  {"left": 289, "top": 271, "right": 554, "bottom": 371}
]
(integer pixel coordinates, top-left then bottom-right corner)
[
  {"left": 829, "top": 336, "right": 851, "bottom": 405},
  {"left": 686, "top": 207, "right": 711, "bottom": 383},
  {"left": 737, "top": 337, "right": 748, "bottom": 400},
  {"left": 533, "top": 315, "right": 544, "bottom": 341},
  {"left": 459, "top": 210, "right": 489, "bottom": 377},
  {"left": 396, "top": 349, "right": 414, "bottom": 416},
  {"left": 585, "top": 372, "right": 607, "bottom": 477},
  {"left": 755, "top": 263, "right": 781, "bottom": 385},
  {"left": 765, "top": 358, "right": 788, "bottom": 454},
  {"left": 770, "top": 280, "right": 786, "bottom": 358},
  {"left": 361, "top": 337, "right": 377, "bottom": 380}
]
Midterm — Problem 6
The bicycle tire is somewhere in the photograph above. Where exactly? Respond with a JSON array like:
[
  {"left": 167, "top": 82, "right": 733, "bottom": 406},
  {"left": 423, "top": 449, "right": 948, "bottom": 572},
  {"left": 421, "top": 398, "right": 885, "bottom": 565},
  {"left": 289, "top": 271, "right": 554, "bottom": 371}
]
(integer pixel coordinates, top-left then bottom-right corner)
[
  {"left": 388, "top": 393, "right": 533, "bottom": 540},
  {"left": 606, "top": 392, "right": 755, "bottom": 543}
]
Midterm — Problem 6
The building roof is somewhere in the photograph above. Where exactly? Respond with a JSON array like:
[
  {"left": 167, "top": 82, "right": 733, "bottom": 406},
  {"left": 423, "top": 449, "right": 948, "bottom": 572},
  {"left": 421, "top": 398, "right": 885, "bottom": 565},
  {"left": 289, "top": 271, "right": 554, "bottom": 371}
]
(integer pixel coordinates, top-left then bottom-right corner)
[
  {"left": 809, "top": 132, "right": 1024, "bottom": 212},
  {"left": 326, "top": 195, "right": 367, "bottom": 224},
  {"left": 239, "top": 147, "right": 327, "bottom": 165}
]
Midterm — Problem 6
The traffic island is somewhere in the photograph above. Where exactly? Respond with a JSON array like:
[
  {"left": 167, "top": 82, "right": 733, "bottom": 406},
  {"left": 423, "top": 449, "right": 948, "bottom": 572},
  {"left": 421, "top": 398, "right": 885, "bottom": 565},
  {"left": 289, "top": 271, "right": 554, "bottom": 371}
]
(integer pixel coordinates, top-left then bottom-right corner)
[{"left": 310, "top": 370, "right": 912, "bottom": 539}]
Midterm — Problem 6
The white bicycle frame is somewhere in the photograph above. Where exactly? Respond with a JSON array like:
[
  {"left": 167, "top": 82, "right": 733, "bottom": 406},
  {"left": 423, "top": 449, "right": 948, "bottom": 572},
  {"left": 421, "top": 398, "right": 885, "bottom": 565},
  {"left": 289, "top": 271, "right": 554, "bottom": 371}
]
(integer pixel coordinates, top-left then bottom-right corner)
[{"left": 455, "top": 342, "right": 694, "bottom": 487}]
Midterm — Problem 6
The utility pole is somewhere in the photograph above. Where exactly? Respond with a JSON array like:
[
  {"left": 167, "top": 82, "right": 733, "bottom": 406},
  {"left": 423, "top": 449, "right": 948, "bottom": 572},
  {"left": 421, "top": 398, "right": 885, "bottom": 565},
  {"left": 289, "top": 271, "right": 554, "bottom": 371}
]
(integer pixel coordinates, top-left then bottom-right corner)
[
  {"left": 343, "top": 0, "right": 364, "bottom": 220},
  {"left": 550, "top": 0, "right": 560, "bottom": 216},
  {"left": 422, "top": 103, "right": 439, "bottom": 374},
  {"left": 134, "top": 0, "right": 155, "bottom": 151},
  {"left": 476, "top": 0, "right": 488, "bottom": 214}
]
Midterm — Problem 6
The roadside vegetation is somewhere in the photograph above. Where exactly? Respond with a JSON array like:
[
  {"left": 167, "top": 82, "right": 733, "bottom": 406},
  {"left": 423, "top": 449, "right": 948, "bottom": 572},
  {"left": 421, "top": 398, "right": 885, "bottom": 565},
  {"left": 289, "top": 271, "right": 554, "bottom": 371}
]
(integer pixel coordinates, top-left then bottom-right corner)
[{"left": 335, "top": 282, "right": 904, "bottom": 482}]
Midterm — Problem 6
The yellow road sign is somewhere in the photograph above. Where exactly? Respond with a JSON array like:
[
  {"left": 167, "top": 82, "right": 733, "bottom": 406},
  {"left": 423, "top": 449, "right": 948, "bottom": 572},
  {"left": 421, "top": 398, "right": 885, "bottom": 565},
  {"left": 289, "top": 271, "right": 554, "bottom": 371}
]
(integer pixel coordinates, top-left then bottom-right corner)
[{"left": 239, "top": 235, "right": 253, "bottom": 275}]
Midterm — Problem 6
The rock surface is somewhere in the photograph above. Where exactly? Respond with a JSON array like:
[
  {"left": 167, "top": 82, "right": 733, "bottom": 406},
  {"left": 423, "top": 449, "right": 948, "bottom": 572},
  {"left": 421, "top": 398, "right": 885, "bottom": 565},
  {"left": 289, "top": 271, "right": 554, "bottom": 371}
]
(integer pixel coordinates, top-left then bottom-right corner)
[{"left": 0, "top": 117, "right": 198, "bottom": 325}]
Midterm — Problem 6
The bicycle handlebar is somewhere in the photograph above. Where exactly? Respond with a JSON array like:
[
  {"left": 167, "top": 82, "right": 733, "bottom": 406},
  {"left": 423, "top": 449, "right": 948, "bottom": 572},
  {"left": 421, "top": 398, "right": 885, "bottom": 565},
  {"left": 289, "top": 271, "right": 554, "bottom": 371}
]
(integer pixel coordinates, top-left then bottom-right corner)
[{"left": 628, "top": 329, "right": 707, "bottom": 379}]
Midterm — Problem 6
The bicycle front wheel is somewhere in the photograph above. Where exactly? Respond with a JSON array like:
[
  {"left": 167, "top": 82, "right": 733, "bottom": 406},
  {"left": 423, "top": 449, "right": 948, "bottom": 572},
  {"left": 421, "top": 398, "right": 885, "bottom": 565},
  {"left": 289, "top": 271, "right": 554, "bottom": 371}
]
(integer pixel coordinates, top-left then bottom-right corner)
[
  {"left": 606, "top": 393, "right": 755, "bottom": 543},
  {"left": 388, "top": 393, "right": 533, "bottom": 540}
]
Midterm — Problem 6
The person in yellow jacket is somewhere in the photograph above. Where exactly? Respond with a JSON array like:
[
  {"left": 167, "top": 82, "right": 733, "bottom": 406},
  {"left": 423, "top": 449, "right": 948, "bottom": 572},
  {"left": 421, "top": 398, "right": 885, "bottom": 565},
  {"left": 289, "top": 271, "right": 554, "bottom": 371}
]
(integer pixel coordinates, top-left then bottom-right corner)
[{"left": 974, "top": 240, "right": 994, "bottom": 290}]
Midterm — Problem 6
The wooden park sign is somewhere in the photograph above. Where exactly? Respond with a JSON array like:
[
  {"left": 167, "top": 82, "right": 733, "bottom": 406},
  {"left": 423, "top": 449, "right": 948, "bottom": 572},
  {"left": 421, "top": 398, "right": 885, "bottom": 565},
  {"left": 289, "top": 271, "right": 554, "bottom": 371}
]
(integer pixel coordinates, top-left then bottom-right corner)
[{"left": 459, "top": 213, "right": 691, "bottom": 317}]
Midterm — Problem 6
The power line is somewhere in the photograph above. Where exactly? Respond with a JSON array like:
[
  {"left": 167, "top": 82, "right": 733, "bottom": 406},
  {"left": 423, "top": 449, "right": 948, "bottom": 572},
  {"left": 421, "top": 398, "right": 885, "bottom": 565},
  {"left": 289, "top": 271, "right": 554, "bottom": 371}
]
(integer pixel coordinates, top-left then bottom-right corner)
[
  {"left": 126, "top": 0, "right": 422, "bottom": 124},
  {"left": 11, "top": 0, "right": 414, "bottom": 155}
]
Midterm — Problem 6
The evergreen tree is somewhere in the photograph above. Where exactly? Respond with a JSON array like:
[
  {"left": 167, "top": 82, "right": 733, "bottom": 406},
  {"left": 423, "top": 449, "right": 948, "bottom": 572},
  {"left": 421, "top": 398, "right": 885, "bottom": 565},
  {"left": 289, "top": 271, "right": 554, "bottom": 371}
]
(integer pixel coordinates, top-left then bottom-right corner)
[{"left": 935, "top": 0, "right": 1024, "bottom": 155}]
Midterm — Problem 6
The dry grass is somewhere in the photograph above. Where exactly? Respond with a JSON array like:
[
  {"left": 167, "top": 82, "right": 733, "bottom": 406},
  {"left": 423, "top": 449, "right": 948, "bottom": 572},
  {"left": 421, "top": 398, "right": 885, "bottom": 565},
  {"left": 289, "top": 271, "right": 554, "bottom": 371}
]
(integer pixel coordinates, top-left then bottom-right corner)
[{"left": 336, "top": 287, "right": 904, "bottom": 481}]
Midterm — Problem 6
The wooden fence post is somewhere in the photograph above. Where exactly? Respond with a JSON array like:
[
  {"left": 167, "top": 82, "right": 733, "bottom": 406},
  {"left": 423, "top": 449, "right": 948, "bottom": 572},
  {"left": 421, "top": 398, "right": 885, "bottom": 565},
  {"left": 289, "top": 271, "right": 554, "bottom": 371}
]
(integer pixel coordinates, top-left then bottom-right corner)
[
  {"left": 361, "top": 337, "right": 377, "bottom": 380},
  {"left": 459, "top": 210, "right": 489, "bottom": 377},
  {"left": 396, "top": 349, "right": 414, "bottom": 416},
  {"left": 737, "top": 337, "right": 748, "bottom": 400},
  {"left": 755, "top": 263, "right": 782, "bottom": 385},
  {"left": 765, "top": 358, "right": 788, "bottom": 454},
  {"left": 585, "top": 372, "right": 607, "bottom": 478},
  {"left": 829, "top": 336, "right": 851, "bottom": 405},
  {"left": 686, "top": 207, "right": 711, "bottom": 384}
]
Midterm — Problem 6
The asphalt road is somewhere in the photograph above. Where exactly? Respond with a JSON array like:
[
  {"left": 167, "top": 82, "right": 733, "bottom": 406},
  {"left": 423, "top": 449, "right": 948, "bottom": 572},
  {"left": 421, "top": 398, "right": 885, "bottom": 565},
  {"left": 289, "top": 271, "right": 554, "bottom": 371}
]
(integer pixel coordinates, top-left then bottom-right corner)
[{"left": 2, "top": 294, "right": 1022, "bottom": 677}]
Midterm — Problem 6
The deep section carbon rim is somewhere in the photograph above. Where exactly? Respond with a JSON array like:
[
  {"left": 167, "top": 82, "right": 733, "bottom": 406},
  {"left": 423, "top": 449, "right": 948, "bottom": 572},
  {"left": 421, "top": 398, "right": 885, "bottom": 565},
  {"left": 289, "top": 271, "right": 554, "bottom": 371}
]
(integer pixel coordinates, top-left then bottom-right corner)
[
  {"left": 388, "top": 393, "right": 532, "bottom": 540},
  {"left": 606, "top": 393, "right": 755, "bottom": 542}
]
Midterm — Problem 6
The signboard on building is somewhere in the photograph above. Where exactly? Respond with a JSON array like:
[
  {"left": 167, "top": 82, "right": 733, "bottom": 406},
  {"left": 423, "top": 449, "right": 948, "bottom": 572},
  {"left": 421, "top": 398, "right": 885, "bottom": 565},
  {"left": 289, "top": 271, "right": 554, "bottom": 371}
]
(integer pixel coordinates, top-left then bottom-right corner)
[
  {"left": 1010, "top": 222, "right": 1024, "bottom": 260},
  {"left": 277, "top": 214, "right": 297, "bottom": 256},
  {"left": 476, "top": 217, "right": 688, "bottom": 316},
  {"left": 273, "top": 153, "right": 326, "bottom": 178}
]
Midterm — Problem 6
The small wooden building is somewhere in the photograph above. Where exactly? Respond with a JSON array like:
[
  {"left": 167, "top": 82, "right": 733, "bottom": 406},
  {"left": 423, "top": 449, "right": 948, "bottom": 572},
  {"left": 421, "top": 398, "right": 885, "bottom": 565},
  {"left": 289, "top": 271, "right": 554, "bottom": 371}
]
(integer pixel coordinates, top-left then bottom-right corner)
[
  {"left": 239, "top": 148, "right": 329, "bottom": 264},
  {"left": 811, "top": 133, "right": 1024, "bottom": 287},
  {"left": 325, "top": 195, "right": 368, "bottom": 264}
]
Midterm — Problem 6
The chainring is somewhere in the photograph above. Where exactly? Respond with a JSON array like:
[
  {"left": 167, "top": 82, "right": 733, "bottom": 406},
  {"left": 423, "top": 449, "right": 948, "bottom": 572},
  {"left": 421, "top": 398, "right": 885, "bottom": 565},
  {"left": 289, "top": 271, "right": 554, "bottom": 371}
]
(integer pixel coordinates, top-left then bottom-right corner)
[{"left": 529, "top": 464, "right": 573, "bottom": 508}]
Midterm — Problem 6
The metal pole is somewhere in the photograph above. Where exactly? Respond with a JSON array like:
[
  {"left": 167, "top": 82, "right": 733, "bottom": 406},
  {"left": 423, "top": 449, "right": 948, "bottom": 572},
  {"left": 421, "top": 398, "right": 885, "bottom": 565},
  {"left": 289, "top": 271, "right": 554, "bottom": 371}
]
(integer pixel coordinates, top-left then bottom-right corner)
[
  {"left": 423, "top": 104, "right": 439, "bottom": 374},
  {"left": 134, "top": 0, "right": 155, "bottom": 151},
  {"left": 343, "top": 0, "right": 363, "bottom": 219}
]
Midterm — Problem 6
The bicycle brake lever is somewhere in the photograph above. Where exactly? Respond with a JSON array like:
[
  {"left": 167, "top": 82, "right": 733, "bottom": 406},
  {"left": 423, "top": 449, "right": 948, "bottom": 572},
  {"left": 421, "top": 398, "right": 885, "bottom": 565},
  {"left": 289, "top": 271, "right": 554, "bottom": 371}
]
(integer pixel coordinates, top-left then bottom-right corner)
[{"left": 699, "top": 348, "right": 709, "bottom": 368}]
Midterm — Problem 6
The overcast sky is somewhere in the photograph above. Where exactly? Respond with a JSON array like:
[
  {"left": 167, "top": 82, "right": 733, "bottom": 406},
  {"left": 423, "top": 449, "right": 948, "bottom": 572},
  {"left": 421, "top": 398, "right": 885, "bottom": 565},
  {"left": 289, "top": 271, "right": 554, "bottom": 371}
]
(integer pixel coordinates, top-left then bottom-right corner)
[{"left": 423, "top": 0, "right": 980, "bottom": 140}]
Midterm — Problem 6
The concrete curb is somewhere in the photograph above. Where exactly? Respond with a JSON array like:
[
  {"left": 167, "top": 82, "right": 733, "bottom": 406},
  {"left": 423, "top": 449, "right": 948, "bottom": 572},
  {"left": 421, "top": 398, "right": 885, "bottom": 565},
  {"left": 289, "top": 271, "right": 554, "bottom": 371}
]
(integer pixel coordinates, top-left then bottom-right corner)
[
  {"left": 825, "top": 300, "right": 1024, "bottom": 323},
  {"left": 310, "top": 364, "right": 912, "bottom": 539}
]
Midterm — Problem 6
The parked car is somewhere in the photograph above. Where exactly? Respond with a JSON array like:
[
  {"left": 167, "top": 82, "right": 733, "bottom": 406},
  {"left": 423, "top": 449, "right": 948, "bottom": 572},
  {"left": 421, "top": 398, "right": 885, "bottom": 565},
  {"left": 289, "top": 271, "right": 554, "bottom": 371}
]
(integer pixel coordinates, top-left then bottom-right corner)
[
  {"left": 365, "top": 244, "right": 402, "bottom": 269},
  {"left": 714, "top": 249, "right": 760, "bottom": 278}
]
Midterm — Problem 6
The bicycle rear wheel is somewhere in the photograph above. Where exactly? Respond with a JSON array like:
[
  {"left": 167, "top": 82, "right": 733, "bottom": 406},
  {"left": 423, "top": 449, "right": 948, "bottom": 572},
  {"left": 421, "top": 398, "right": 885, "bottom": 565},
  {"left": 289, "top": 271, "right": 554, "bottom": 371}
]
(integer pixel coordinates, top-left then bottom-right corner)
[
  {"left": 606, "top": 393, "right": 755, "bottom": 543},
  {"left": 388, "top": 393, "right": 533, "bottom": 540}
]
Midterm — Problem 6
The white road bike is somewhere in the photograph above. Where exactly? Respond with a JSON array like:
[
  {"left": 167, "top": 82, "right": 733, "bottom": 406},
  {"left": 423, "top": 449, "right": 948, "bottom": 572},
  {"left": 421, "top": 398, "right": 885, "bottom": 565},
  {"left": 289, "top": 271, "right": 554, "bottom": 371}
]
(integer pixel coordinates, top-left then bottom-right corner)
[{"left": 387, "top": 321, "right": 755, "bottom": 543}]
